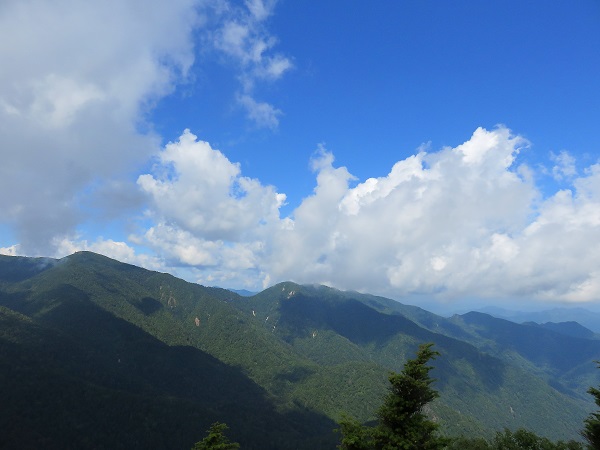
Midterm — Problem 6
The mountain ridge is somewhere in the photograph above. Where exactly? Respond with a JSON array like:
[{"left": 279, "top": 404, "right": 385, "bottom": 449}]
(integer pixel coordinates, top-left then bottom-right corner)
[
  {"left": 477, "top": 305, "right": 600, "bottom": 334},
  {"left": 0, "top": 251, "right": 598, "bottom": 448}
]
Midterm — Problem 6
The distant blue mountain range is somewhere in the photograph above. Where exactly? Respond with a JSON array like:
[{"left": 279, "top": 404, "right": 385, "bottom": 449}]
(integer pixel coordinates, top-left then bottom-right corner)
[{"left": 477, "top": 305, "right": 600, "bottom": 334}]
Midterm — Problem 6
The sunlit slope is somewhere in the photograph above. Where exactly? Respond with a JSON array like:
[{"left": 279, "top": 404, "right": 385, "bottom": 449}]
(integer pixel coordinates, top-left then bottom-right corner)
[
  {"left": 303, "top": 284, "right": 600, "bottom": 403},
  {"left": 0, "top": 253, "right": 336, "bottom": 449},
  {"left": 236, "top": 283, "right": 594, "bottom": 439},
  {"left": 0, "top": 252, "right": 596, "bottom": 445}
]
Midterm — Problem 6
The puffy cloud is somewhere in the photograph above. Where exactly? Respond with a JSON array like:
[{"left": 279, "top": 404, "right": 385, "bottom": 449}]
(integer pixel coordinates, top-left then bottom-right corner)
[
  {"left": 0, "top": 0, "right": 291, "bottom": 255},
  {"left": 261, "top": 128, "right": 530, "bottom": 294},
  {"left": 0, "top": 245, "right": 20, "bottom": 257},
  {"left": 0, "top": 0, "right": 198, "bottom": 127},
  {"left": 134, "top": 129, "right": 284, "bottom": 287},
  {"left": 6, "top": 113, "right": 598, "bottom": 305},
  {"left": 133, "top": 222, "right": 265, "bottom": 272},
  {"left": 0, "top": 0, "right": 200, "bottom": 254},
  {"left": 138, "top": 129, "right": 285, "bottom": 240},
  {"left": 0, "top": 4, "right": 595, "bottom": 309},
  {"left": 117, "top": 126, "right": 600, "bottom": 303},
  {"left": 51, "top": 237, "right": 164, "bottom": 271}
]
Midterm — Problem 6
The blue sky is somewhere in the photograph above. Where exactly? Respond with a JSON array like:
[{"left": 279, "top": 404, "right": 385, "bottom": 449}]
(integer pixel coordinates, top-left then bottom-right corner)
[
  {"left": 1, "top": 0, "right": 599, "bottom": 311},
  {"left": 151, "top": 1, "right": 599, "bottom": 204}
]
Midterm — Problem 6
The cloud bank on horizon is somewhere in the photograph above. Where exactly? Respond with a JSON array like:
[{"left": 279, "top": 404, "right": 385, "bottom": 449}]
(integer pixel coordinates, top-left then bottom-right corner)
[
  {"left": 130, "top": 126, "right": 600, "bottom": 303},
  {"left": 1, "top": 0, "right": 599, "bottom": 306}
]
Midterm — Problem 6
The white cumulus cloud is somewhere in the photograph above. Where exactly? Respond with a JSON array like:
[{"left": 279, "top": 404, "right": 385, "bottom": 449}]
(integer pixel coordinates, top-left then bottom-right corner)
[
  {"left": 0, "top": 0, "right": 200, "bottom": 254},
  {"left": 134, "top": 129, "right": 285, "bottom": 287},
  {"left": 52, "top": 237, "right": 164, "bottom": 271},
  {"left": 116, "top": 125, "right": 600, "bottom": 304},
  {"left": 262, "top": 128, "right": 532, "bottom": 296},
  {"left": 137, "top": 129, "right": 285, "bottom": 241},
  {"left": 0, "top": 0, "right": 291, "bottom": 255}
]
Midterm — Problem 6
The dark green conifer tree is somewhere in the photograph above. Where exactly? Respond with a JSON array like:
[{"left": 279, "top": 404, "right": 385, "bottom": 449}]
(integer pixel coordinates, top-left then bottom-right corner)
[
  {"left": 338, "top": 343, "right": 448, "bottom": 450},
  {"left": 492, "top": 428, "right": 583, "bottom": 450},
  {"left": 192, "top": 422, "right": 240, "bottom": 450},
  {"left": 583, "top": 364, "right": 600, "bottom": 450}
]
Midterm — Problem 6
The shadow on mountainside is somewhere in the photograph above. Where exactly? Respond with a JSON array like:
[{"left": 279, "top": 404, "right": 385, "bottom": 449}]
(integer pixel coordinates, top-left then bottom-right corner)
[
  {"left": 278, "top": 294, "right": 507, "bottom": 393},
  {"left": 0, "top": 284, "right": 338, "bottom": 450}
]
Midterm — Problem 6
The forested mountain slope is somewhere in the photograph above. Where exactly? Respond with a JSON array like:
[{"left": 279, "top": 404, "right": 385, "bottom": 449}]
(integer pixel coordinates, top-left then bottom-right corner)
[
  {"left": 0, "top": 252, "right": 597, "bottom": 448},
  {"left": 0, "top": 253, "right": 335, "bottom": 449},
  {"left": 448, "top": 312, "right": 600, "bottom": 400},
  {"left": 314, "top": 285, "right": 600, "bottom": 403},
  {"left": 233, "top": 283, "right": 595, "bottom": 439}
]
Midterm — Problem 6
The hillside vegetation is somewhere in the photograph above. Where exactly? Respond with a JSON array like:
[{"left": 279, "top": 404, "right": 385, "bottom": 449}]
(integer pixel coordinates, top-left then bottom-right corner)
[{"left": 0, "top": 252, "right": 598, "bottom": 448}]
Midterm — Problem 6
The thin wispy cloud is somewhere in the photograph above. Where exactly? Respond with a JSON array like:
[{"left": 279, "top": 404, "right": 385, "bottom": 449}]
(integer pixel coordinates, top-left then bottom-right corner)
[
  {"left": 551, "top": 150, "right": 578, "bottom": 181},
  {"left": 211, "top": 0, "right": 292, "bottom": 128}
]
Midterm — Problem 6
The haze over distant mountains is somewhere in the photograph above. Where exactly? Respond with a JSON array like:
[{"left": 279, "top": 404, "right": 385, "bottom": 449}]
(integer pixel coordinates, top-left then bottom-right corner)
[
  {"left": 476, "top": 305, "right": 600, "bottom": 334},
  {"left": 1, "top": 251, "right": 598, "bottom": 449}
]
